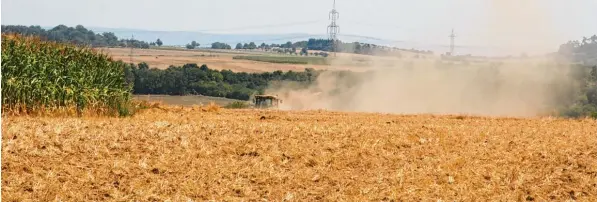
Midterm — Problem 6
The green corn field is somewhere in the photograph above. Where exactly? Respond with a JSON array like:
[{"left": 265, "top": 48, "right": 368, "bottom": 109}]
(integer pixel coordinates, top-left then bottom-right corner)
[
  {"left": 232, "top": 55, "right": 330, "bottom": 65},
  {"left": 1, "top": 34, "right": 132, "bottom": 116}
]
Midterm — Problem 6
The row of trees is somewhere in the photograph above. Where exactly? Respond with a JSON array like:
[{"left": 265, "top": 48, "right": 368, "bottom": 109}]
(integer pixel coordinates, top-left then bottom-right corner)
[
  {"left": 125, "top": 63, "right": 320, "bottom": 100},
  {"left": 236, "top": 42, "right": 258, "bottom": 50},
  {"left": 557, "top": 35, "right": 597, "bottom": 117},
  {"left": 298, "top": 39, "right": 433, "bottom": 56},
  {"left": 1, "top": 25, "right": 153, "bottom": 49},
  {"left": 559, "top": 65, "right": 597, "bottom": 118},
  {"left": 229, "top": 38, "right": 432, "bottom": 56},
  {"left": 211, "top": 42, "right": 232, "bottom": 49}
]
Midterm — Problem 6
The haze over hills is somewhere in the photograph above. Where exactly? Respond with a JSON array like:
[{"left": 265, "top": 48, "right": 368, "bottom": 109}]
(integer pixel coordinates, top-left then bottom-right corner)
[
  {"left": 23, "top": 24, "right": 562, "bottom": 57},
  {"left": 78, "top": 26, "right": 513, "bottom": 57},
  {"left": 82, "top": 27, "right": 321, "bottom": 47}
]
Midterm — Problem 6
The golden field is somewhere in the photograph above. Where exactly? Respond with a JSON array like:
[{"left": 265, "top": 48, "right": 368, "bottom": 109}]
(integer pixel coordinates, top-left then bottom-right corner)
[{"left": 2, "top": 107, "right": 596, "bottom": 201}]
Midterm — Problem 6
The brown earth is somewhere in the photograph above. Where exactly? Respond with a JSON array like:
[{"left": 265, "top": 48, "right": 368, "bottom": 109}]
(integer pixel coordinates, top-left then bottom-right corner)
[{"left": 2, "top": 108, "right": 596, "bottom": 201}]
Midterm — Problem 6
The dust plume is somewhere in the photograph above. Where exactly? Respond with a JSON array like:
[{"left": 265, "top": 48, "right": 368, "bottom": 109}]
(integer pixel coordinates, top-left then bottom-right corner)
[{"left": 266, "top": 54, "right": 579, "bottom": 117}]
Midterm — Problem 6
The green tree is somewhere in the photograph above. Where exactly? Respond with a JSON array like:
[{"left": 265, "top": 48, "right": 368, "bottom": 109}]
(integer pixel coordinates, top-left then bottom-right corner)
[
  {"left": 586, "top": 66, "right": 597, "bottom": 105},
  {"left": 1, "top": 24, "right": 152, "bottom": 48},
  {"left": 248, "top": 42, "right": 257, "bottom": 49},
  {"left": 156, "top": 38, "right": 163, "bottom": 46},
  {"left": 211, "top": 42, "right": 231, "bottom": 49},
  {"left": 128, "top": 63, "right": 323, "bottom": 101},
  {"left": 236, "top": 43, "right": 243, "bottom": 49}
]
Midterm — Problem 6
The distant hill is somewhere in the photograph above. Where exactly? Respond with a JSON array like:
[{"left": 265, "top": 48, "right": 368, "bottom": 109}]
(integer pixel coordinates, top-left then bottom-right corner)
[{"left": 31, "top": 25, "right": 510, "bottom": 56}]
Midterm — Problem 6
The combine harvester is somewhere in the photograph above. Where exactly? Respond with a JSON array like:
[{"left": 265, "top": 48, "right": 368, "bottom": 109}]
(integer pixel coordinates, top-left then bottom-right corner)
[
  {"left": 252, "top": 91, "right": 323, "bottom": 110},
  {"left": 253, "top": 95, "right": 283, "bottom": 109}
]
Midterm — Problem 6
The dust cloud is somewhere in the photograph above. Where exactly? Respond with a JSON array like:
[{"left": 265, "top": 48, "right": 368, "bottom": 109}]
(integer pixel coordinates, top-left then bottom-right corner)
[
  {"left": 264, "top": 1, "right": 577, "bottom": 117},
  {"left": 266, "top": 56, "right": 577, "bottom": 117}
]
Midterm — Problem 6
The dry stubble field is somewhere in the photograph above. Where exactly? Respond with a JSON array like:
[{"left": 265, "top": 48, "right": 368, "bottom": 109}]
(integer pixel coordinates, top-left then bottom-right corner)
[{"left": 2, "top": 108, "right": 597, "bottom": 201}]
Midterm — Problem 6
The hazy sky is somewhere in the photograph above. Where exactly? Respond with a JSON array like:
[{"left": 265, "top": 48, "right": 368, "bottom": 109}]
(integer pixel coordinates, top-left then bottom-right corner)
[{"left": 2, "top": 0, "right": 597, "bottom": 54}]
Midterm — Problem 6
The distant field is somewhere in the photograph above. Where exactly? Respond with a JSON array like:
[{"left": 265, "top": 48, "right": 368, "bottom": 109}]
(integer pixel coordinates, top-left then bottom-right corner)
[
  {"left": 103, "top": 47, "right": 537, "bottom": 73},
  {"left": 100, "top": 48, "right": 408, "bottom": 72},
  {"left": 101, "top": 48, "right": 362, "bottom": 72},
  {"left": 233, "top": 55, "right": 330, "bottom": 65},
  {"left": 133, "top": 95, "right": 244, "bottom": 106}
]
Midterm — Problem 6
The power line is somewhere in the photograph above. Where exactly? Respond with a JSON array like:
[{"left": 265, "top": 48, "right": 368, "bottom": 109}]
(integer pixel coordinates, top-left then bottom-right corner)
[
  {"left": 195, "top": 20, "right": 323, "bottom": 33},
  {"left": 198, "top": 34, "right": 325, "bottom": 47},
  {"left": 193, "top": 32, "right": 485, "bottom": 53},
  {"left": 449, "top": 29, "right": 457, "bottom": 55},
  {"left": 240, "top": 35, "right": 324, "bottom": 44},
  {"left": 327, "top": 0, "right": 340, "bottom": 57},
  {"left": 186, "top": 30, "right": 485, "bottom": 53},
  {"left": 338, "top": 34, "right": 406, "bottom": 43},
  {"left": 344, "top": 20, "right": 415, "bottom": 31}
]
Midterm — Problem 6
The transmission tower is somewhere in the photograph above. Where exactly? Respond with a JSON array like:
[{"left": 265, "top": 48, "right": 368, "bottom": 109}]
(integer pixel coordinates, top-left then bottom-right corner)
[
  {"left": 327, "top": 0, "right": 340, "bottom": 57},
  {"left": 449, "top": 29, "right": 456, "bottom": 56},
  {"left": 129, "top": 34, "right": 134, "bottom": 65}
]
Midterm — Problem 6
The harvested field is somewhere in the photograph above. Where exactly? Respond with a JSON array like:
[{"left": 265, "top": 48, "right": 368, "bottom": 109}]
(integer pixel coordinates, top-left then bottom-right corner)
[
  {"left": 2, "top": 109, "right": 597, "bottom": 201},
  {"left": 101, "top": 48, "right": 362, "bottom": 72},
  {"left": 133, "top": 95, "right": 242, "bottom": 107}
]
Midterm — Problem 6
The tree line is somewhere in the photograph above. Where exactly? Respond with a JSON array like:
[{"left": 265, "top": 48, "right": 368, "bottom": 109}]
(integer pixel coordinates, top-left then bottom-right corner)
[
  {"left": 555, "top": 35, "right": 597, "bottom": 117},
  {"left": 1, "top": 25, "right": 153, "bottom": 49},
  {"left": 228, "top": 38, "right": 432, "bottom": 57},
  {"left": 2, "top": 24, "right": 432, "bottom": 56},
  {"left": 124, "top": 63, "right": 320, "bottom": 100},
  {"left": 211, "top": 42, "right": 232, "bottom": 49},
  {"left": 572, "top": 65, "right": 597, "bottom": 117},
  {"left": 182, "top": 41, "right": 232, "bottom": 49}
]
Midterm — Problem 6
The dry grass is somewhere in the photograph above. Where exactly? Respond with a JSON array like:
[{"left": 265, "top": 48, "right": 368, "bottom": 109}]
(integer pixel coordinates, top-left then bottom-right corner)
[{"left": 2, "top": 109, "right": 597, "bottom": 201}]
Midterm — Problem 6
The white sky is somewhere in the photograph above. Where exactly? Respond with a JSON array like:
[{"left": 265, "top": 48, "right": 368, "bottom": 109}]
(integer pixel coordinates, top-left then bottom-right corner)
[{"left": 2, "top": 0, "right": 597, "bottom": 54}]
